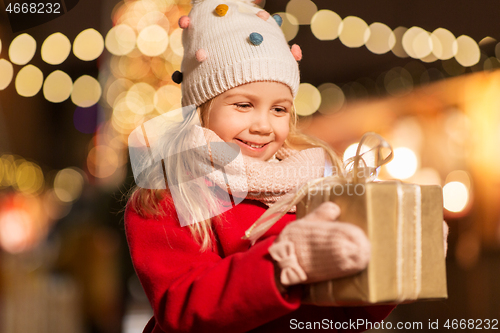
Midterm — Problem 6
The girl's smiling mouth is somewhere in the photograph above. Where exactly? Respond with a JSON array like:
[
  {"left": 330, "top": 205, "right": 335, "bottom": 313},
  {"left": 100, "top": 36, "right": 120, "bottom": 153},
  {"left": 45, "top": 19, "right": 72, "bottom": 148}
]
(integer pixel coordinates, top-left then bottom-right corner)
[{"left": 235, "top": 138, "right": 270, "bottom": 149}]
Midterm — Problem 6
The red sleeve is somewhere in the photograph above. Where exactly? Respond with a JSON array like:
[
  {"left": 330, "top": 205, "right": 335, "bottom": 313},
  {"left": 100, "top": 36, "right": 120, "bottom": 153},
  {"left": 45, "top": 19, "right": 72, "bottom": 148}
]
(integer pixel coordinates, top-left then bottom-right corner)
[{"left": 124, "top": 200, "right": 302, "bottom": 333}]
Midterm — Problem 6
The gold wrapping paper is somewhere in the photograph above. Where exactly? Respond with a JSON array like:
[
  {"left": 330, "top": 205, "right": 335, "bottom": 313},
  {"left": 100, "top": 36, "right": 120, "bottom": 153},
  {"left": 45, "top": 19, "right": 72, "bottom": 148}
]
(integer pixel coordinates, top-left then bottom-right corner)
[{"left": 296, "top": 180, "right": 448, "bottom": 306}]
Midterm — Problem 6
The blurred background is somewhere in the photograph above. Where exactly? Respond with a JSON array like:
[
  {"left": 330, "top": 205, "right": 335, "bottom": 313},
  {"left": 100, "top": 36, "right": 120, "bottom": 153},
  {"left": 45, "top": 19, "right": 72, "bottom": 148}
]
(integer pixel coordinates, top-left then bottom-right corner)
[{"left": 0, "top": 0, "right": 499, "bottom": 331}]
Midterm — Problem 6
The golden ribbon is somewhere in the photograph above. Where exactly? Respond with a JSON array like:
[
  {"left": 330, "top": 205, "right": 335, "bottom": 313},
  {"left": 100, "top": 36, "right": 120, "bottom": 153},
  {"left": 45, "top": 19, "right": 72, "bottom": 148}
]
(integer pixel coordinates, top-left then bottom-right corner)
[{"left": 243, "top": 132, "right": 393, "bottom": 244}]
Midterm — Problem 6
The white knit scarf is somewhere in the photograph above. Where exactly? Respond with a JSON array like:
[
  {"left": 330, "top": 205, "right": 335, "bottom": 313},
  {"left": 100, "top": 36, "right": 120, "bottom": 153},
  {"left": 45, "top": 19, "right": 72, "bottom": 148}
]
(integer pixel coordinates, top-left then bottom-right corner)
[{"left": 193, "top": 127, "right": 327, "bottom": 212}]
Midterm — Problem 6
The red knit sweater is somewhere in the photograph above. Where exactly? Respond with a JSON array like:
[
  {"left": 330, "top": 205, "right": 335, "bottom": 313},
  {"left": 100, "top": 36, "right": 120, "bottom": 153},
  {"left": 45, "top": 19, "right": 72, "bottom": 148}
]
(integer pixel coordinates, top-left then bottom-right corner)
[{"left": 124, "top": 194, "right": 396, "bottom": 332}]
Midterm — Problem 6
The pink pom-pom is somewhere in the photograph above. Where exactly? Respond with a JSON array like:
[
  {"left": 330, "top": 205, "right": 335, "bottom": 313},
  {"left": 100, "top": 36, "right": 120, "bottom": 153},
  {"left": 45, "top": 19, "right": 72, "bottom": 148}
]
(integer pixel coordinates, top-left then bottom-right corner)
[
  {"left": 291, "top": 44, "right": 302, "bottom": 61},
  {"left": 256, "top": 10, "right": 270, "bottom": 20},
  {"left": 179, "top": 16, "right": 190, "bottom": 29},
  {"left": 195, "top": 49, "right": 207, "bottom": 62}
]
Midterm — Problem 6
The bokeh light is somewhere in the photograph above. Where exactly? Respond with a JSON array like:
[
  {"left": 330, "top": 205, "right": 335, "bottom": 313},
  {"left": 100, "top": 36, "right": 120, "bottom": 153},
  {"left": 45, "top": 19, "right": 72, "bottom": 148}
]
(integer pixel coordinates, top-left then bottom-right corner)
[
  {"left": 117, "top": 55, "right": 150, "bottom": 80},
  {"left": 431, "top": 28, "right": 457, "bottom": 60},
  {"left": 0, "top": 155, "right": 16, "bottom": 187},
  {"left": 41, "top": 32, "right": 71, "bottom": 65},
  {"left": 137, "top": 25, "right": 169, "bottom": 57},
  {"left": 0, "top": 59, "right": 14, "bottom": 90},
  {"left": 339, "top": 16, "right": 370, "bottom": 48},
  {"left": 402, "top": 27, "right": 432, "bottom": 59},
  {"left": 391, "top": 27, "right": 409, "bottom": 58},
  {"left": 385, "top": 147, "right": 418, "bottom": 179},
  {"left": 384, "top": 67, "right": 413, "bottom": 95},
  {"left": 294, "top": 83, "right": 321, "bottom": 116},
  {"left": 105, "top": 24, "right": 137, "bottom": 56},
  {"left": 71, "top": 75, "right": 102, "bottom": 107},
  {"left": 343, "top": 143, "right": 371, "bottom": 162},
  {"left": 14, "top": 161, "right": 44, "bottom": 194},
  {"left": 73, "top": 28, "right": 105, "bottom": 61},
  {"left": 455, "top": 35, "right": 480, "bottom": 67},
  {"left": 137, "top": 10, "right": 170, "bottom": 32},
  {"left": 318, "top": 83, "right": 344, "bottom": 115},
  {"left": 169, "top": 28, "right": 184, "bottom": 56},
  {"left": 310, "top": 10, "right": 341, "bottom": 41},
  {"left": 54, "top": 168, "right": 85, "bottom": 203},
  {"left": 274, "top": 12, "right": 299, "bottom": 42},
  {"left": 15, "top": 65, "right": 43, "bottom": 97},
  {"left": 87, "top": 145, "right": 119, "bottom": 178},
  {"left": 43, "top": 70, "right": 73, "bottom": 103},
  {"left": 443, "top": 181, "right": 469, "bottom": 213},
  {"left": 9, "top": 33, "right": 36, "bottom": 65},
  {"left": 106, "top": 78, "right": 134, "bottom": 107},
  {"left": 366, "top": 23, "right": 396, "bottom": 54},
  {"left": 285, "top": 0, "right": 317, "bottom": 25},
  {"left": 445, "top": 170, "right": 471, "bottom": 190},
  {"left": 154, "top": 84, "right": 182, "bottom": 113},
  {"left": 0, "top": 209, "right": 32, "bottom": 253}
]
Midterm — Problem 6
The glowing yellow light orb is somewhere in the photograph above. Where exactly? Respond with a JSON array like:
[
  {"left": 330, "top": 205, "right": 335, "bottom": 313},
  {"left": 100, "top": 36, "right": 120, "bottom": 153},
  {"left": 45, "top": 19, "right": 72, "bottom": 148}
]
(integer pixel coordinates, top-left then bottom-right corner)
[
  {"left": 385, "top": 147, "right": 418, "bottom": 179},
  {"left": 9, "top": 33, "right": 37, "bottom": 65},
  {"left": 137, "top": 24, "right": 169, "bottom": 56},
  {"left": 73, "top": 28, "right": 104, "bottom": 61},
  {"left": 15, "top": 65, "right": 43, "bottom": 97},
  {"left": 366, "top": 22, "right": 396, "bottom": 54},
  {"left": 431, "top": 28, "right": 457, "bottom": 60},
  {"left": 71, "top": 75, "right": 102, "bottom": 107},
  {"left": 455, "top": 35, "right": 480, "bottom": 67},
  {"left": 285, "top": 0, "right": 317, "bottom": 25},
  {"left": 54, "top": 168, "right": 85, "bottom": 203},
  {"left": 443, "top": 181, "right": 469, "bottom": 212},
  {"left": 0, "top": 59, "right": 14, "bottom": 90},
  {"left": 310, "top": 10, "right": 341, "bottom": 41},
  {"left": 339, "top": 16, "right": 370, "bottom": 48},
  {"left": 43, "top": 71, "right": 73, "bottom": 103},
  {"left": 105, "top": 24, "right": 136, "bottom": 56},
  {"left": 41, "top": 32, "right": 71, "bottom": 65},
  {"left": 294, "top": 83, "right": 321, "bottom": 116}
]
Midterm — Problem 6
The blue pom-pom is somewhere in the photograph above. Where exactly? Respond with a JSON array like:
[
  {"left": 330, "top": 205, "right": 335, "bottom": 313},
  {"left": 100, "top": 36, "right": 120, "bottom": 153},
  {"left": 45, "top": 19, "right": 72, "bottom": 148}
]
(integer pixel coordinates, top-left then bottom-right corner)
[
  {"left": 249, "top": 32, "right": 263, "bottom": 46},
  {"left": 172, "top": 71, "right": 183, "bottom": 84},
  {"left": 273, "top": 14, "right": 282, "bottom": 27}
]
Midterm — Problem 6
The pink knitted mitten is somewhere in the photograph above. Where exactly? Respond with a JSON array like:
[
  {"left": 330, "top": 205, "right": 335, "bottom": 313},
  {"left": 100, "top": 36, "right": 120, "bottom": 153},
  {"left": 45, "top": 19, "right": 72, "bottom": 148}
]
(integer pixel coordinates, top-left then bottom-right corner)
[{"left": 269, "top": 202, "right": 371, "bottom": 286}]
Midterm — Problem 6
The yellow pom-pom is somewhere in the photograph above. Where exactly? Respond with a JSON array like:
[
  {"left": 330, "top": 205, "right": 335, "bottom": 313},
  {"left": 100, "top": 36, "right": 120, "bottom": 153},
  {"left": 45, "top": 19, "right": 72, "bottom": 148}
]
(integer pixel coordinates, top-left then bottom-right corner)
[{"left": 215, "top": 4, "right": 228, "bottom": 16}]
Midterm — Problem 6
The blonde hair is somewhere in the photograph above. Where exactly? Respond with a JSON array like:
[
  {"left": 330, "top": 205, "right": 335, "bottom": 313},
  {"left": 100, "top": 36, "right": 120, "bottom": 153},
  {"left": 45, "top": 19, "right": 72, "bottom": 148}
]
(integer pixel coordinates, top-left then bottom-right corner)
[{"left": 127, "top": 93, "right": 343, "bottom": 252}]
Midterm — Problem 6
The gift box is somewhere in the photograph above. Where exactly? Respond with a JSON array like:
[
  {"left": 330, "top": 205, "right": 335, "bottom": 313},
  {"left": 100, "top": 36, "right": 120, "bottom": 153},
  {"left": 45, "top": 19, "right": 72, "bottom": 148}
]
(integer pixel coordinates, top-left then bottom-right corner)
[
  {"left": 295, "top": 180, "right": 448, "bottom": 306},
  {"left": 243, "top": 132, "right": 448, "bottom": 306}
]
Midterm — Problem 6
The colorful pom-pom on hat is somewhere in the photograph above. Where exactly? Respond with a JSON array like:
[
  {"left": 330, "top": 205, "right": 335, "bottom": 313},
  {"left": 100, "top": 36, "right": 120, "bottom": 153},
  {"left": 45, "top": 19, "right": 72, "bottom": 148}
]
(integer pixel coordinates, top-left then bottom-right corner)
[
  {"left": 215, "top": 4, "right": 228, "bottom": 16},
  {"left": 179, "top": 16, "right": 190, "bottom": 29},
  {"left": 172, "top": 71, "right": 183, "bottom": 84},
  {"left": 256, "top": 10, "right": 270, "bottom": 20},
  {"left": 291, "top": 44, "right": 302, "bottom": 61},
  {"left": 179, "top": 0, "right": 300, "bottom": 107},
  {"left": 273, "top": 14, "right": 282, "bottom": 27},
  {"left": 249, "top": 32, "right": 263, "bottom": 45}
]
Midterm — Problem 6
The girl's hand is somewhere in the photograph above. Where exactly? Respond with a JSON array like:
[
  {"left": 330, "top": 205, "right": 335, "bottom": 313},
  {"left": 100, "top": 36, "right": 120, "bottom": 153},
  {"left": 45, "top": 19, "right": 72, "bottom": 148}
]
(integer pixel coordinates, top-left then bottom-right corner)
[{"left": 269, "top": 202, "right": 370, "bottom": 286}]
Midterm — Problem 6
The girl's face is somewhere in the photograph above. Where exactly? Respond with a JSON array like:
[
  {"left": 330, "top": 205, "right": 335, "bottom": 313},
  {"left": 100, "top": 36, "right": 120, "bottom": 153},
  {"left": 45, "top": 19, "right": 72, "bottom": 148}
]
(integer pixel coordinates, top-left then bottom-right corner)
[{"left": 206, "top": 81, "right": 293, "bottom": 161}]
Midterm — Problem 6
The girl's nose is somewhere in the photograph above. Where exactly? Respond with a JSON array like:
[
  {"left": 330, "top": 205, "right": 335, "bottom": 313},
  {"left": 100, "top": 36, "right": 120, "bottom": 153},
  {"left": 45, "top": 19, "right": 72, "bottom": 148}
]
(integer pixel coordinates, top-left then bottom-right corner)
[{"left": 249, "top": 110, "right": 272, "bottom": 134}]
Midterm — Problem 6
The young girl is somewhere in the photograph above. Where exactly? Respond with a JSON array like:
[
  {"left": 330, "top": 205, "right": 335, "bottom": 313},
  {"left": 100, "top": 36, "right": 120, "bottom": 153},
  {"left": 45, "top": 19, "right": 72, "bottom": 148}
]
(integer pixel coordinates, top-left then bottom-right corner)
[{"left": 125, "top": 0, "right": 399, "bottom": 331}]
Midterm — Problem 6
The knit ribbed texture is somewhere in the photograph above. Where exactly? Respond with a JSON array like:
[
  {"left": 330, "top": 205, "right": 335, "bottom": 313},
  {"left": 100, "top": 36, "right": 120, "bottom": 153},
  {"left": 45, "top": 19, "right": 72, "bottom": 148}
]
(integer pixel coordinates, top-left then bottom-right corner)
[
  {"left": 270, "top": 202, "right": 371, "bottom": 285},
  {"left": 180, "top": 0, "right": 300, "bottom": 107},
  {"left": 191, "top": 126, "right": 325, "bottom": 211}
]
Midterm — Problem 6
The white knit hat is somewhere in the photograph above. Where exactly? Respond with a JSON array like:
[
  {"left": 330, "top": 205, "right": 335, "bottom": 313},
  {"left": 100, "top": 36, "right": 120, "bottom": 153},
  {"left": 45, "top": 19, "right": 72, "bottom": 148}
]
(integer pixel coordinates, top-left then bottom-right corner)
[{"left": 174, "top": 0, "right": 302, "bottom": 107}]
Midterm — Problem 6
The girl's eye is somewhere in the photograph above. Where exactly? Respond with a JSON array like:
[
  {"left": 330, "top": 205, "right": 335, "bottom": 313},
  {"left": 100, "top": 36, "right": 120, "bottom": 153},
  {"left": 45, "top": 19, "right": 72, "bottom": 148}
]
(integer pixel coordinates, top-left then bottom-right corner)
[
  {"left": 234, "top": 103, "right": 252, "bottom": 110},
  {"left": 273, "top": 107, "right": 288, "bottom": 114}
]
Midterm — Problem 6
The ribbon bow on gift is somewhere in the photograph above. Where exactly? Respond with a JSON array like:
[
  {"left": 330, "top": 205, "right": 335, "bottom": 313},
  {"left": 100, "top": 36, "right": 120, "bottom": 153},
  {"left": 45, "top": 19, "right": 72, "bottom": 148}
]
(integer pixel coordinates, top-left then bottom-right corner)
[{"left": 243, "top": 132, "right": 393, "bottom": 245}]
